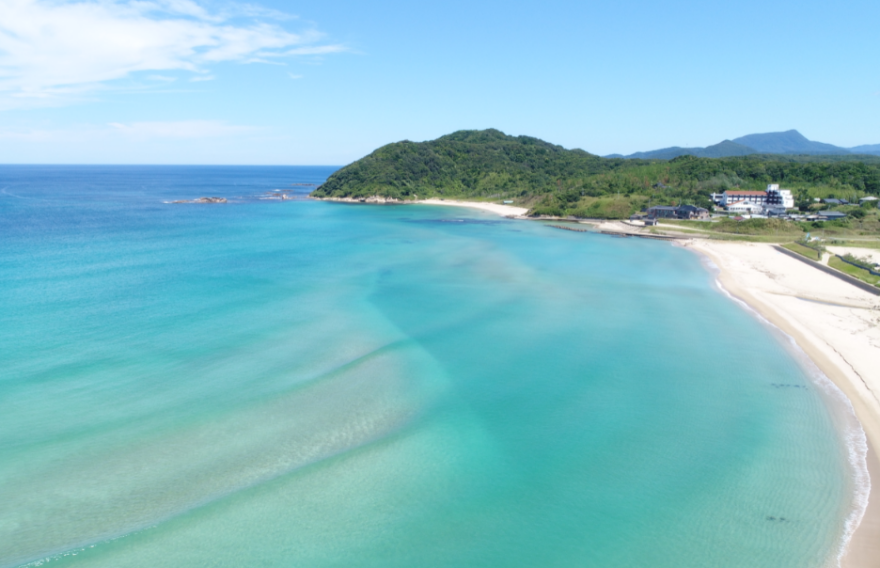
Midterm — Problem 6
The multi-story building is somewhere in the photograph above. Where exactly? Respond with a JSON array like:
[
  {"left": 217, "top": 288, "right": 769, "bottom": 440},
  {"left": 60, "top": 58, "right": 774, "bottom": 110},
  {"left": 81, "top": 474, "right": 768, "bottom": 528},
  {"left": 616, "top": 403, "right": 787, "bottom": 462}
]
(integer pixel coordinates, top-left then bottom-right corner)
[
  {"left": 720, "top": 184, "right": 794, "bottom": 213},
  {"left": 765, "top": 184, "right": 794, "bottom": 209},
  {"left": 721, "top": 190, "right": 768, "bottom": 207}
]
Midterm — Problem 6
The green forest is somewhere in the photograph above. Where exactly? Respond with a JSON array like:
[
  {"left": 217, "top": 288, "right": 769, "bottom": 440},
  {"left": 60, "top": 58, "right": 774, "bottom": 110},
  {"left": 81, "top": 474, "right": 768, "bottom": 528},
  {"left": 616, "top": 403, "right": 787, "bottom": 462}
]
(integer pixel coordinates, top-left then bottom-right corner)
[{"left": 311, "top": 129, "right": 880, "bottom": 219}]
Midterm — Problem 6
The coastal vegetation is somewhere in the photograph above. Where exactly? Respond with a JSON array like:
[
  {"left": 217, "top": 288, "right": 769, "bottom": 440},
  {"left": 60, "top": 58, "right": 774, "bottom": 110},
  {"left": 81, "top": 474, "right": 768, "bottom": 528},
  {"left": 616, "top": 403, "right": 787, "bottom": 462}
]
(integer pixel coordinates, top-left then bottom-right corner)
[
  {"left": 828, "top": 256, "right": 880, "bottom": 287},
  {"left": 783, "top": 242, "right": 823, "bottom": 261},
  {"left": 840, "top": 253, "right": 879, "bottom": 272},
  {"left": 312, "top": 129, "right": 880, "bottom": 220}
]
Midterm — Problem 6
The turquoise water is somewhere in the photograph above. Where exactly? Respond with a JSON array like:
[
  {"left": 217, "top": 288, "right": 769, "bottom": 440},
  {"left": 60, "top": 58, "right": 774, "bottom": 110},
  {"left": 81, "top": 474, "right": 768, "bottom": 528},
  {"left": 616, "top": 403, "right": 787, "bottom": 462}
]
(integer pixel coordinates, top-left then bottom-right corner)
[{"left": 0, "top": 166, "right": 866, "bottom": 567}]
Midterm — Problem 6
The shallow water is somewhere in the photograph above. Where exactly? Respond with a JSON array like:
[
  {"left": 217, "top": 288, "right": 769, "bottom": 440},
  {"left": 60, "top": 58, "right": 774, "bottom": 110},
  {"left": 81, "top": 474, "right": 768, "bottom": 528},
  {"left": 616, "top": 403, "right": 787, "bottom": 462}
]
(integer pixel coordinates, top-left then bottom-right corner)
[{"left": 0, "top": 166, "right": 864, "bottom": 567}]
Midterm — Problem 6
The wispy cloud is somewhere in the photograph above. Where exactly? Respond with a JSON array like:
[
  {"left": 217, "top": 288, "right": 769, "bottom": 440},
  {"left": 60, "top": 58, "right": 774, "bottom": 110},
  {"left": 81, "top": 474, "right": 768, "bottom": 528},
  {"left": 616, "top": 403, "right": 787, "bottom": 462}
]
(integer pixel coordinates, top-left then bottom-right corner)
[
  {"left": 109, "top": 120, "right": 256, "bottom": 138},
  {"left": 0, "top": 0, "right": 346, "bottom": 109},
  {"left": 0, "top": 120, "right": 257, "bottom": 141}
]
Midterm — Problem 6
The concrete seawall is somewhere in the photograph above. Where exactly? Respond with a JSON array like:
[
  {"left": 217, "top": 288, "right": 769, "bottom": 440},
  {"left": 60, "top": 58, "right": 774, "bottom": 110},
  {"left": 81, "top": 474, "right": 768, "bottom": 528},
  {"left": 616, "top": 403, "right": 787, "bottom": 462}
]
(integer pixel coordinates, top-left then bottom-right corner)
[{"left": 774, "top": 246, "right": 880, "bottom": 296}]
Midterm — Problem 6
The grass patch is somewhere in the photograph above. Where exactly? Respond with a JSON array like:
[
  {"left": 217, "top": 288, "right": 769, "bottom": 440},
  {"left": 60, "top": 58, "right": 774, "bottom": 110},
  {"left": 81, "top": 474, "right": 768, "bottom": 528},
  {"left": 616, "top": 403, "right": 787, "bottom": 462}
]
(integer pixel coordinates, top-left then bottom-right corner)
[
  {"left": 782, "top": 242, "right": 823, "bottom": 260},
  {"left": 829, "top": 256, "right": 880, "bottom": 287},
  {"left": 826, "top": 239, "right": 880, "bottom": 250}
]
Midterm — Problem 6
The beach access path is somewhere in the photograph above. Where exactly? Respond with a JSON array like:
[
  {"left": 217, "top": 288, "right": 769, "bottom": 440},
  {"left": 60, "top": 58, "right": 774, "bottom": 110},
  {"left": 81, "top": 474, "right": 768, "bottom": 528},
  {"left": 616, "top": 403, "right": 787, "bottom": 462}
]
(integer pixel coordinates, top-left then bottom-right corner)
[{"left": 688, "top": 240, "right": 880, "bottom": 568}]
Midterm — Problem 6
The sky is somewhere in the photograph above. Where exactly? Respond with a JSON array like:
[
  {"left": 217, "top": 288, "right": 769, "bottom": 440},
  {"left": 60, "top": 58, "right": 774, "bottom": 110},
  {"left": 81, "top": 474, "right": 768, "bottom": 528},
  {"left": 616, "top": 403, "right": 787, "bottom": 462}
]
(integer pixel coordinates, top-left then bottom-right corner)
[{"left": 1, "top": 0, "right": 878, "bottom": 164}]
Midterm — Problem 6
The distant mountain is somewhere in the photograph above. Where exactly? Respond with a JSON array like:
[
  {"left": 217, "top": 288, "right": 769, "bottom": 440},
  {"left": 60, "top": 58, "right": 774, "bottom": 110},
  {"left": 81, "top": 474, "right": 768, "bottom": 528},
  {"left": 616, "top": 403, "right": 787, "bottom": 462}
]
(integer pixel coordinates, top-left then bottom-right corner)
[
  {"left": 731, "top": 130, "right": 850, "bottom": 155},
  {"left": 620, "top": 140, "right": 757, "bottom": 160},
  {"left": 621, "top": 146, "right": 698, "bottom": 160},
  {"left": 696, "top": 140, "right": 759, "bottom": 158},
  {"left": 610, "top": 129, "right": 880, "bottom": 160},
  {"left": 849, "top": 144, "right": 880, "bottom": 156}
]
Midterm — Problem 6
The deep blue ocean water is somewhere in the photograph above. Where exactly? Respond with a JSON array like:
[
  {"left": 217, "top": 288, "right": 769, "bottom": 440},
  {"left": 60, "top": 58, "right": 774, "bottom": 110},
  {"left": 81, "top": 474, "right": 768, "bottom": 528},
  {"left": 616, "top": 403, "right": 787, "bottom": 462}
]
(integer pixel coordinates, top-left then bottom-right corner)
[{"left": 0, "top": 166, "right": 866, "bottom": 567}]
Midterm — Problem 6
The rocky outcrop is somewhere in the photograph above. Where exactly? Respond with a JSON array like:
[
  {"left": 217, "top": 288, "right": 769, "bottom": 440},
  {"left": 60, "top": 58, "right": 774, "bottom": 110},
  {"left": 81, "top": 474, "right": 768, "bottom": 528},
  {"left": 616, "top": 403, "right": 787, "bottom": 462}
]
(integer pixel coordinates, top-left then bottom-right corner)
[{"left": 171, "top": 197, "right": 228, "bottom": 204}]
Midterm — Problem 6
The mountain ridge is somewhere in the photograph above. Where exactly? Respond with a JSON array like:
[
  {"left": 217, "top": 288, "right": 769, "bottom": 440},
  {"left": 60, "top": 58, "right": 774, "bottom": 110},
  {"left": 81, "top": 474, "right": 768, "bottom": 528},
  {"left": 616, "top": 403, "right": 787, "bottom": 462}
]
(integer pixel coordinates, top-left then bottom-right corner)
[{"left": 609, "top": 130, "right": 879, "bottom": 159}]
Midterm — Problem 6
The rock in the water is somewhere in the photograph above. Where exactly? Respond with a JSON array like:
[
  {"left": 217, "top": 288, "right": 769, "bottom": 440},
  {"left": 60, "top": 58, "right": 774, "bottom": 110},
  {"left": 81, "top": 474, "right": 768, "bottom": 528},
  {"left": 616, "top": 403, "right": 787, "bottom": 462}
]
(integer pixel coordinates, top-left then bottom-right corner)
[{"left": 170, "top": 197, "right": 227, "bottom": 204}]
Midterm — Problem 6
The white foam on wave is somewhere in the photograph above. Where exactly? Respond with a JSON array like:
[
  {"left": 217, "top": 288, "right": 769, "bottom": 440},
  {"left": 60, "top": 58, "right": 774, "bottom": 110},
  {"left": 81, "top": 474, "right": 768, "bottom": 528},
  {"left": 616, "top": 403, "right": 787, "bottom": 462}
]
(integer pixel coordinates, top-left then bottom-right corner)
[{"left": 706, "top": 269, "right": 871, "bottom": 568}]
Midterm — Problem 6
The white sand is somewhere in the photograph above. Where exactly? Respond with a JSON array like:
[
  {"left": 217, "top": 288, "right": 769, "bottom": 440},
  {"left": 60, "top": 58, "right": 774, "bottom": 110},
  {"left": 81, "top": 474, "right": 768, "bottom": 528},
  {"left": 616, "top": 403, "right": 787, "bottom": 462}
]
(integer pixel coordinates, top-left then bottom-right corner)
[
  {"left": 687, "top": 240, "right": 880, "bottom": 567},
  {"left": 415, "top": 198, "right": 529, "bottom": 217}
]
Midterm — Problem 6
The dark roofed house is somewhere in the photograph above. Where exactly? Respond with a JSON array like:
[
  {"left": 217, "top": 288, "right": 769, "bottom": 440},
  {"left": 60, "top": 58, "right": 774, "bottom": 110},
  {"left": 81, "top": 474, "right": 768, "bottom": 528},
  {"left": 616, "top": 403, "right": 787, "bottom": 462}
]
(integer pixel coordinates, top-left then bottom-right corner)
[
  {"left": 676, "top": 205, "right": 710, "bottom": 219},
  {"left": 646, "top": 205, "right": 709, "bottom": 220},
  {"left": 818, "top": 211, "right": 847, "bottom": 220},
  {"left": 646, "top": 205, "right": 679, "bottom": 219},
  {"left": 823, "top": 198, "right": 843, "bottom": 205}
]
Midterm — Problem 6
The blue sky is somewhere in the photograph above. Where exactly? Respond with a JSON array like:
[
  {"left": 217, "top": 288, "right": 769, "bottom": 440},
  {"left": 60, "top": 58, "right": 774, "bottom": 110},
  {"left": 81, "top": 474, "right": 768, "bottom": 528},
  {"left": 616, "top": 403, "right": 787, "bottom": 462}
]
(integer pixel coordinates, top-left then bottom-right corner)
[{"left": 1, "top": 0, "right": 878, "bottom": 164}]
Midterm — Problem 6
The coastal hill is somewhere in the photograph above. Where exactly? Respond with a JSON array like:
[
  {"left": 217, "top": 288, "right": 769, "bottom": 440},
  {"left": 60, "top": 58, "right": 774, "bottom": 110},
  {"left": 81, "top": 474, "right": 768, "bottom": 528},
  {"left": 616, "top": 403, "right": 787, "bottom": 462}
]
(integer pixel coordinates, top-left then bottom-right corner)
[
  {"left": 312, "top": 129, "right": 609, "bottom": 200},
  {"left": 312, "top": 129, "right": 880, "bottom": 219},
  {"left": 608, "top": 129, "right": 876, "bottom": 160}
]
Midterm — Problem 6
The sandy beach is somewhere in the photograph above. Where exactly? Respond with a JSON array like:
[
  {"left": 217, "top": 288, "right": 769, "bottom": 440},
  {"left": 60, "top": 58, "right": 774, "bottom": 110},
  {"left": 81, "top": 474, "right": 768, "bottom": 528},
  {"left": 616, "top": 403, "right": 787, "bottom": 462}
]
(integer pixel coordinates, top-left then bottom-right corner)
[
  {"left": 688, "top": 240, "right": 880, "bottom": 567},
  {"left": 414, "top": 198, "right": 529, "bottom": 217},
  {"left": 313, "top": 196, "right": 530, "bottom": 218}
]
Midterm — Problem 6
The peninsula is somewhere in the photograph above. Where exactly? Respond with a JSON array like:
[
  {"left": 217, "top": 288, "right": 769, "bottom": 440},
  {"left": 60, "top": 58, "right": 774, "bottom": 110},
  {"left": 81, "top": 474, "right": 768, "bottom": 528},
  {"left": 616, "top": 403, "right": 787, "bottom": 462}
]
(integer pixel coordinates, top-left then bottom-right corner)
[{"left": 312, "top": 129, "right": 880, "bottom": 220}]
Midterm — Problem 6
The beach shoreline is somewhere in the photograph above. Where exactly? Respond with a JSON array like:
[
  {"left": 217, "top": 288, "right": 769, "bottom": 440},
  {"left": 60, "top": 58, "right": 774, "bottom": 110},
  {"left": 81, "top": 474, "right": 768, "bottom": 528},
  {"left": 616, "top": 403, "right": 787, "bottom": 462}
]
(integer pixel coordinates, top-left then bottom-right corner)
[
  {"left": 687, "top": 240, "right": 880, "bottom": 568},
  {"left": 413, "top": 198, "right": 529, "bottom": 217},
  {"left": 312, "top": 196, "right": 530, "bottom": 217},
  {"left": 321, "top": 197, "right": 880, "bottom": 565}
]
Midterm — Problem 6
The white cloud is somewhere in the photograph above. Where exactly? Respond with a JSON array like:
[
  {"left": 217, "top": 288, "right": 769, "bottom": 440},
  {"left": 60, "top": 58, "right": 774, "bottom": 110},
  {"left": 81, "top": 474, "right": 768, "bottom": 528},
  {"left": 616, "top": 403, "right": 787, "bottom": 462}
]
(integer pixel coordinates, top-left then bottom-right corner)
[
  {"left": 109, "top": 120, "right": 256, "bottom": 138},
  {"left": 0, "top": 120, "right": 256, "bottom": 141},
  {"left": 0, "top": 0, "right": 345, "bottom": 108}
]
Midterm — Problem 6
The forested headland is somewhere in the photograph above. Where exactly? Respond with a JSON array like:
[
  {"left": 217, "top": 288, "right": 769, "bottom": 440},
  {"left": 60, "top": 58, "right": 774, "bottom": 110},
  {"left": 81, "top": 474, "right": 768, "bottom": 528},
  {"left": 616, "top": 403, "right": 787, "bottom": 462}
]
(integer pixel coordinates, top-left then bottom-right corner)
[{"left": 311, "top": 129, "right": 880, "bottom": 219}]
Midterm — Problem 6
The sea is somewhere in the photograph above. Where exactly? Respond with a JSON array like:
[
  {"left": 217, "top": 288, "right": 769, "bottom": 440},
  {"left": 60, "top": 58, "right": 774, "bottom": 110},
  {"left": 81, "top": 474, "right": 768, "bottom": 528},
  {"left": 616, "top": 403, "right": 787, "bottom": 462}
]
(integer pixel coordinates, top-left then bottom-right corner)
[{"left": 0, "top": 165, "right": 869, "bottom": 567}]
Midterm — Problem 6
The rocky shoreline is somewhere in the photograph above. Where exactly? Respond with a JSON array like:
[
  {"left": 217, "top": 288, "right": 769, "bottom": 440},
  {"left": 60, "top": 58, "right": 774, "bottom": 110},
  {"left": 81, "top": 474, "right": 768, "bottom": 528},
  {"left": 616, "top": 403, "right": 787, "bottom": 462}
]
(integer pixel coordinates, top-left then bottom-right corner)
[{"left": 313, "top": 195, "right": 403, "bottom": 204}]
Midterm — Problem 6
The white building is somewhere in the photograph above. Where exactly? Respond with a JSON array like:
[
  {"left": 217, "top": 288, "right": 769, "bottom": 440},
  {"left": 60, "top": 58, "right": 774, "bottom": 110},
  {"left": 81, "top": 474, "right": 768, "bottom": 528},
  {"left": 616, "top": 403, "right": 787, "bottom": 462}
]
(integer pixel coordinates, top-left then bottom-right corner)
[
  {"left": 721, "top": 184, "right": 794, "bottom": 214},
  {"left": 727, "top": 200, "right": 764, "bottom": 215},
  {"left": 721, "top": 190, "right": 768, "bottom": 207},
  {"left": 765, "top": 184, "right": 794, "bottom": 210}
]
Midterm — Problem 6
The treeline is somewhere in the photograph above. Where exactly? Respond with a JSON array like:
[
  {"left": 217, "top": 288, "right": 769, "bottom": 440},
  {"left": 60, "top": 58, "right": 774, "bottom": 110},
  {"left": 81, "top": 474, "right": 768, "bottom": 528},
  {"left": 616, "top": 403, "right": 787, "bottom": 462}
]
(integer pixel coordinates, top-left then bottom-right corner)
[{"left": 312, "top": 130, "right": 880, "bottom": 218}]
